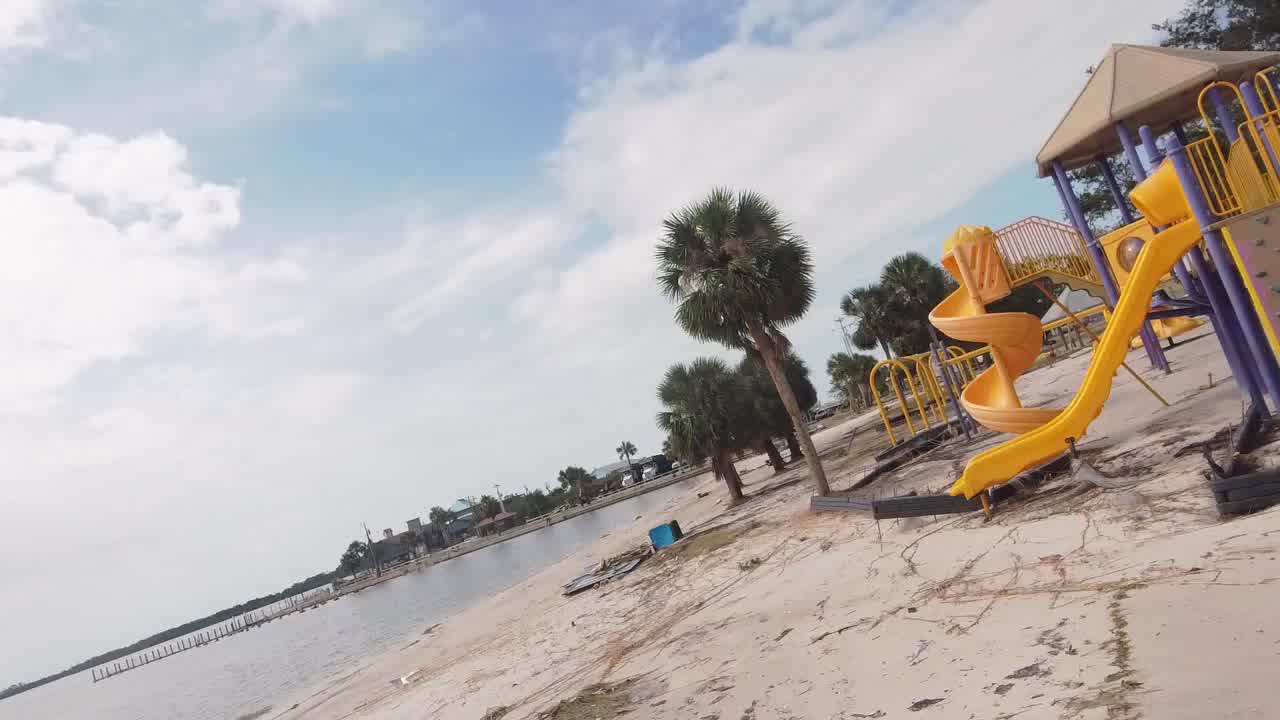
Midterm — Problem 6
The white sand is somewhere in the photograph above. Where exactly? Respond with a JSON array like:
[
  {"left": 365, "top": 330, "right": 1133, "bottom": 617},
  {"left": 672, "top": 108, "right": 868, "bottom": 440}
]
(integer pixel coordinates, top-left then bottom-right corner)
[{"left": 273, "top": 332, "right": 1280, "bottom": 720}]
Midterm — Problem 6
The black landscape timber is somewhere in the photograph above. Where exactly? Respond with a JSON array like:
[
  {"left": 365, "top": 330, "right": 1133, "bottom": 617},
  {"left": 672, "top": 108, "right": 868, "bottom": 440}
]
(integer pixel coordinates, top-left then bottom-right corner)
[
  {"left": 809, "top": 496, "right": 875, "bottom": 513},
  {"left": 871, "top": 493, "right": 983, "bottom": 519}
]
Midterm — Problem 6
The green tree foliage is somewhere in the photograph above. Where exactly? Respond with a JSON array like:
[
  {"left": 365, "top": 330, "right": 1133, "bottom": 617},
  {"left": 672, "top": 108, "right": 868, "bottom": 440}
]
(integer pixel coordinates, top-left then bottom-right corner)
[
  {"left": 827, "top": 351, "right": 880, "bottom": 407},
  {"left": 557, "top": 465, "right": 595, "bottom": 498},
  {"left": 839, "top": 284, "right": 896, "bottom": 357},
  {"left": 339, "top": 540, "right": 367, "bottom": 575},
  {"left": 476, "top": 494, "right": 501, "bottom": 520},
  {"left": 505, "top": 489, "right": 554, "bottom": 518},
  {"left": 1154, "top": 0, "right": 1280, "bottom": 50},
  {"left": 737, "top": 354, "right": 794, "bottom": 471},
  {"left": 656, "top": 357, "right": 752, "bottom": 501},
  {"left": 428, "top": 506, "right": 453, "bottom": 530},
  {"left": 840, "top": 252, "right": 957, "bottom": 358},
  {"left": 655, "top": 188, "right": 830, "bottom": 494},
  {"left": 878, "top": 251, "right": 957, "bottom": 353}
]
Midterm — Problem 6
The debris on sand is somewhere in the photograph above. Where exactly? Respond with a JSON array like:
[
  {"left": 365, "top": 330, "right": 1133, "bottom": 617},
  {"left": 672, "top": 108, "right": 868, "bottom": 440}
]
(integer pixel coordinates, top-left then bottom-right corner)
[
  {"left": 535, "top": 677, "right": 639, "bottom": 719},
  {"left": 907, "top": 697, "right": 945, "bottom": 711},
  {"left": 1005, "top": 662, "right": 1048, "bottom": 680},
  {"left": 562, "top": 544, "right": 652, "bottom": 596},
  {"left": 479, "top": 706, "right": 510, "bottom": 720}
]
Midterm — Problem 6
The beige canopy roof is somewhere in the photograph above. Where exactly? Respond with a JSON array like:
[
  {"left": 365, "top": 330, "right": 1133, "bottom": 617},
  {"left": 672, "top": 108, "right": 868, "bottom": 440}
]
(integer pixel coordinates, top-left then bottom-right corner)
[{"left": 1036, "top": 44, "right": 1280, "bottom": 177}]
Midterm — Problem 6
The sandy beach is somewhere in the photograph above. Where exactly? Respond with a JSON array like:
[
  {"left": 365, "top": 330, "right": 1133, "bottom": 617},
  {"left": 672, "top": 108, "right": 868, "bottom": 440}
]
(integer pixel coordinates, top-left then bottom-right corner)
[{"left": 269, "top": 331, "right": 1280, "bottom": 720}]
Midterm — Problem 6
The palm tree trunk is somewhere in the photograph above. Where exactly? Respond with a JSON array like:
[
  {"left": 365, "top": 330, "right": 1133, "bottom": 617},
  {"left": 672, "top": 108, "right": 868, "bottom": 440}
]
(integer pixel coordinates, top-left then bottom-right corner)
[
  {"left": 761, "top": 440, "right": 786, "bottom": 472},
  {"left": 749, "top": 323, "right": 831, "bottom": 495},
  {"left": 879, "top": 337, "right": 893, "bottom": 359},
  {"left": 713, "top": 453, "right": 744, "bottom": 501},
  {"left": 784, "top": 430, "right": 802, "bottom": 460}
]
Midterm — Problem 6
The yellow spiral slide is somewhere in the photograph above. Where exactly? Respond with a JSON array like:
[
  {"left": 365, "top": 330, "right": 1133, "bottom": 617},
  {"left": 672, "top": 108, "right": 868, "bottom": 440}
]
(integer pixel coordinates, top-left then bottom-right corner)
[{"left": 929, "top": 162, "right": 1204, "bottom": 498}]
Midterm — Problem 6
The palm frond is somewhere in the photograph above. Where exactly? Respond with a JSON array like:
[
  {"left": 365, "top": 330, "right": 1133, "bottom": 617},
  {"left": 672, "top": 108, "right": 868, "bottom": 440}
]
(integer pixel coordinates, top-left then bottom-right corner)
[{"left": 654, "top": 188, "right": 816, "bottom": 352}]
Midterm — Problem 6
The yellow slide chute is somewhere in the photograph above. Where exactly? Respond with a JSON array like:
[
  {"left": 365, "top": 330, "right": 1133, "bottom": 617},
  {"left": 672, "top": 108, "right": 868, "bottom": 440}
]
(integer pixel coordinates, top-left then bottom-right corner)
[{"left": 930, "top": 161, "right": 1204, "bottom": 498}]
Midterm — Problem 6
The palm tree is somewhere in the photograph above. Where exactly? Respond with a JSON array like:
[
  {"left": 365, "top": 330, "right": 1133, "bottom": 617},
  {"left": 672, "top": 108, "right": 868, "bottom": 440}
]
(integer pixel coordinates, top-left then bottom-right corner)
[
  {"left": 736, "top": 357, "right": 790, "bottom": 472},
  {"left": 656, "top": 357, "right": 751, "bottom": 500},
  {"left": 878, "top": 252, "right": 956, "bottom": 355},
  {"left": 476, "top": 494, "right": 501, "bottom": 520},
  {"left": 779, "top": 351, "right": 818, "bottom": 459},
  {"left": 738, "top": 350, "right": 819, "bottom": 466},
  {"left": 427, "top": 505, "right": 453, "bottom": 544},
  {"left": 839, "top": 284, "right": 897, "bottom": 358},
  {"left": 656, "top": 188, "right": 830, "bottom": 495},
  {"left": 557, "top": 466, "right": 595, "bottom": 500},
  {"left": 615, "top": 440, "right": 637, "bottom": 468},
  {"left": 827, "top": 351, "right": 879, "bottom": 409}
]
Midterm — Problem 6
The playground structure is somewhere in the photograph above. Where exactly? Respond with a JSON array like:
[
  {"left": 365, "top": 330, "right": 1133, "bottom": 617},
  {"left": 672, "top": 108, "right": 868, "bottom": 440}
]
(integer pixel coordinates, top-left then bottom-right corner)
[
  {"left": 869, "top": 215, "right": 1146, "bottom": 448},
  {"left": 918, "top": 44, "right": 1280, "bottom": 500}
]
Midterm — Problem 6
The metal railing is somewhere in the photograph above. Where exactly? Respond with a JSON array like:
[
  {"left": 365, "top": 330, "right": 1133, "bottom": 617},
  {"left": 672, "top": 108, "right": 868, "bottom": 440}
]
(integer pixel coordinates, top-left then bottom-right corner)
[
  {"left": 993, "top": 216, "right": 1100, "bottom": 289},
  {"left": 1192, "top": 81, "right": 1280, "bottom": 218}
]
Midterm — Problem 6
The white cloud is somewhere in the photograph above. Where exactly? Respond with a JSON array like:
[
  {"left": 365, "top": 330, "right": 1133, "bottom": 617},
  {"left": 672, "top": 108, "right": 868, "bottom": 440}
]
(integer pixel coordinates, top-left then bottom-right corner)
[
  {"left": 528, "top": 0, "right": 1183, "bottom": 366},
  {"left": 0, "top": 117, "right": 298, "bottom": 412},
  {"left": 209, "top": 0, "right": 348, "bottom": 26},
  {"left": 376, "top": 208, "right": 577, "bottom": 333},
  {"left": 0, "top": 0, "right": 57, "bottom": 51},
  {"left": 206, "top": 0, "right": 445, "bottom": 58}
]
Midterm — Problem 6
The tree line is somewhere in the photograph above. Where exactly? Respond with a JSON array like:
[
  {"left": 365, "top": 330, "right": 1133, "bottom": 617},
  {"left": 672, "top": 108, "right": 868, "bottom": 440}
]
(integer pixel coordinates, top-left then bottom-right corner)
[
  {"left": 827, "top": 250, "right": 1057, "bottom": 409},
  {"left": 335, "top": 441, "right": 662, "bottom": 575},
  {"left": 1, "top": 572, "right": 335, "bottom": 700}
]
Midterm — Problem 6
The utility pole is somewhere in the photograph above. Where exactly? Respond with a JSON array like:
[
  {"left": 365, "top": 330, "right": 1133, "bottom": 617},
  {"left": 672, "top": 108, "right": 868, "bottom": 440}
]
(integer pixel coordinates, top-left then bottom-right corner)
[
  {"left": 834, "top": 317, "right": 856, "bottom": 355},
  {"left": 362, "top": 522, "right": 381, "bottom": 577}
]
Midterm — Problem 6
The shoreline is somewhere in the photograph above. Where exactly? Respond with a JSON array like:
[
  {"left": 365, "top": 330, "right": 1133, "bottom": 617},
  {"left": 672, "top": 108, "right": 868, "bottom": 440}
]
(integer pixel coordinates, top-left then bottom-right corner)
[
  {"left": 269, "top": 332, "right": 1280, "bottom": 720},
  {"left": 331, "top": 468, "right": 707, "bottom": 597}
]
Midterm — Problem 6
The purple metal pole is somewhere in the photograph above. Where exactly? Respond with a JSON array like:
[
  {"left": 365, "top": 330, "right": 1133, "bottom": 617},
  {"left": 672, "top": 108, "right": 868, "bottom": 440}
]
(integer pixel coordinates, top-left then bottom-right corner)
[
  {"left": 1210, "top": 88, "right": 1241, "bottom": 144},
  {"left": 1051, "top": 163, "right": 1121, "bottom": 303},
  {"left": 1241, "top": 81, "right": 1280, "bottom": 178},
  {"left": 1139, "top": 124, "right": 1204, "bottom": 301},
  {"left": 1166, "top": 133, "right": 1280, "bottom": 410},
  {"left": 1117, "top": 121, "right": 1149, "bottom": 183},
  {"left": 1115, "top": 122, "right": 1172, "bottom": 370},
  {"left": 1138, "top": 125, "right": 1164, "bottom": 165},
  {"left": 1096, "top": 156, "right": 1135, "bottom": 224},
  {"left": 1052, "top": 160, "right": 1168, "bottom": 371}
]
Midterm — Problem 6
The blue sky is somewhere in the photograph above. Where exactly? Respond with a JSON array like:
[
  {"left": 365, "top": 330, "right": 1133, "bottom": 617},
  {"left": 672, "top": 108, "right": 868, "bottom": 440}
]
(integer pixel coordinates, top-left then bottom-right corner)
[{"left": 0, "top": 0, "right": 1184, "bottom": 685}]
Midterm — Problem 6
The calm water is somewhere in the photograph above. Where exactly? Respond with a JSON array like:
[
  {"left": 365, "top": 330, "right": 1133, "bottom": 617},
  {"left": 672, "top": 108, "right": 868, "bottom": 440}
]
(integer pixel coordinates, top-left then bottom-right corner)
[{"left": 1, "top": 480, "right": 694, "bottom": 720}]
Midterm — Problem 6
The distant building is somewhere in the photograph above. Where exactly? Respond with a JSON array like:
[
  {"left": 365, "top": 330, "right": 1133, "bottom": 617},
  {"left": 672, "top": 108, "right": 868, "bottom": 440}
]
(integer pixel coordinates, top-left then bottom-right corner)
[
  {"left": 445, "top": 499, "right": 477, "bottom": 538},
  {"left": 406, "top": 518, "right": 422, "bottom": 534},
  {"left": 382, "top": 528, "right": 394, "bottom": 540},
  {"left": 591, "top": 461, "right": 629, "bottom": 480},
  {"left": 448, "top": 499, "right": 476, "bottom": 521},
  {"left": 475, "top": 511, "right": 518, "bottom": 537},
  {"left": 366, "top": 536, "right": 414, "bottom": 569},
  {"left": 593, "top": 455, "right": 673, "bottom": 488}
]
